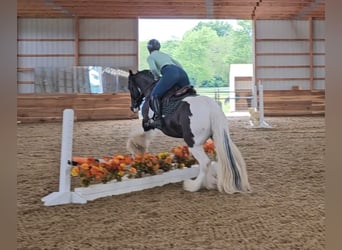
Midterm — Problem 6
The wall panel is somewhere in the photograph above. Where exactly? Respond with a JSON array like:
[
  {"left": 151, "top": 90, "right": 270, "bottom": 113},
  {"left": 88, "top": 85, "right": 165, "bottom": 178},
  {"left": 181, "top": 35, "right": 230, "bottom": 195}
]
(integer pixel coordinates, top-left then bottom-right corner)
[
  {"left": 260, "top": 80, "right": 310, "bottom": 90},
  {"left": 79, "top": 19, "right": 137, "bottom": 39},
  {"left": 258, "top": 68, "right": 310, "bottom": 79},
  {"left": 255, "top": 20, "right": 325, "bottom": 91},
  {"left": 18, "top": 18, "right": 74, "bottom": 39},
  {"left": 79, "top": 57, "right": 135, "bottom": 68},
  {"left": 256, "top": 20, "right": 309, "bottom": 39},
  {"left": 256, "top": 55, "right": 310, "bottom": 67},
  {"left": 17, "top": 17, "right": 138, "bottom": 93},
  {"left": 18, "top": 41, "right": 75, "bottom": 54},
  {"left": 256, "top": 41, "right": 309, "bottom": 53}
]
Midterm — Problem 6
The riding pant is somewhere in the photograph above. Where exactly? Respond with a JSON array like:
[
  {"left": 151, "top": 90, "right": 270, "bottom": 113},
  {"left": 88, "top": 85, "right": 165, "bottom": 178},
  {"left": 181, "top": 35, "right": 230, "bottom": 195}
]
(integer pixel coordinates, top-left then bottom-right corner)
[{"left": 150, "top": 64, "right": 190, "bottom": 99}]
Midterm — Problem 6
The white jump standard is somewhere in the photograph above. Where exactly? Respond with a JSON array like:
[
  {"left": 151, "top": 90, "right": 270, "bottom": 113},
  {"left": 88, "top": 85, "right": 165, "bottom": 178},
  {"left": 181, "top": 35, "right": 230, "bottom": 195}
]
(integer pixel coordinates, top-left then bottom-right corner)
[
  {"left": 249, "top": 82, "right": 271, "bottom": 129},
  {"left": 42, "top": 109, "right": 87, "bottom": 206}
]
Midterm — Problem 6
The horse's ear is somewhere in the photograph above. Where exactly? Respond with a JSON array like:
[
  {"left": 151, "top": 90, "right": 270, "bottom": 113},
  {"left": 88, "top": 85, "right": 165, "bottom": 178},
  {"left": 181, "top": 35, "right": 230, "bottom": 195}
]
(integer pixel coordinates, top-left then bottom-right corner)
[{"left": 129, "top": 69, "right": 133, "bottom": 75}]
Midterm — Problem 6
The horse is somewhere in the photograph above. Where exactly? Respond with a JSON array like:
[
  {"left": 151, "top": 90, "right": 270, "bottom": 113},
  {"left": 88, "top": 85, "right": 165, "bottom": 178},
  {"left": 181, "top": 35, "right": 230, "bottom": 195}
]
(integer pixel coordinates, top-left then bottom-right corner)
[{"left": 126, "top": 69, "right": 251, "bottom": 194}]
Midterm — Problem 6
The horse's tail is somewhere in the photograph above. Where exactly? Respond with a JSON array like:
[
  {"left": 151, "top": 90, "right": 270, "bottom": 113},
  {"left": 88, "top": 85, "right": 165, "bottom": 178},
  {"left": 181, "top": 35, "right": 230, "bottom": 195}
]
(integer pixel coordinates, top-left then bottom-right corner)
[{"left": 210, "top": 104, "right": 251, "bottom": 193}]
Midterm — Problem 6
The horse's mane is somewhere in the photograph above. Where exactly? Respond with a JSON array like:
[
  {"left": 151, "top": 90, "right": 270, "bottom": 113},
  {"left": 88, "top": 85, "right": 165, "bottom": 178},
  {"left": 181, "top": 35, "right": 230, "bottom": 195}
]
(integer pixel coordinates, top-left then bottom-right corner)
[
  {"left": 137, "top": 70, "right": 154, "bottom": 80},
  {"left": 138, "top": 69, "right": 152, "bottom": 75},
  {"left": 134, "top": 70, "right": 156, "bottom": 88}
]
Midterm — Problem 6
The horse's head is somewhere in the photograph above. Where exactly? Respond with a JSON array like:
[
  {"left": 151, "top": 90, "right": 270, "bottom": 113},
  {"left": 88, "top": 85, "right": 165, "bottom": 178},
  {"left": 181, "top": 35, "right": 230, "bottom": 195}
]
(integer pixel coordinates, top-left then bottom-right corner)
[
  {"left": 128, "top": 70, "right": 143, "bottom": 112},
  {"left": 128, "top": 70, "right": 155, "bottom": 112}
]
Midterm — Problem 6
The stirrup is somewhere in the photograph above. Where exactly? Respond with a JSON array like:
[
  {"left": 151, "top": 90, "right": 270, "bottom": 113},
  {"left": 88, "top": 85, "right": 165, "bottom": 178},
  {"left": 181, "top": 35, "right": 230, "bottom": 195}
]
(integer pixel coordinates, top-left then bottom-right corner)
[{"left": 143, "top": 120, "right": 153, "bottom": 131}]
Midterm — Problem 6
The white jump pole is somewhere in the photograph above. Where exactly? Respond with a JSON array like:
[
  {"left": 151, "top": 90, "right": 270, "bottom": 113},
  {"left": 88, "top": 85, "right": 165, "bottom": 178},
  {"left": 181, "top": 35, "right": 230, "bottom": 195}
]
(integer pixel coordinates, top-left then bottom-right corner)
[
  {"left": 258, "top": 81, "right": 271, "bottom": 128},
  {"left": 42, "top": 109, "right": 87, "bottom": 206}
]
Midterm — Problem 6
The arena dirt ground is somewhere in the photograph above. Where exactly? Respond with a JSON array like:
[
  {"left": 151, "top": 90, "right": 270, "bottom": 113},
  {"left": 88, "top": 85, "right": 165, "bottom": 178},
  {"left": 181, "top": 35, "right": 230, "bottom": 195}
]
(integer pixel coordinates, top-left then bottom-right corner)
[{"left": 17, "top": 116, "right": 325, "bottom": 250}]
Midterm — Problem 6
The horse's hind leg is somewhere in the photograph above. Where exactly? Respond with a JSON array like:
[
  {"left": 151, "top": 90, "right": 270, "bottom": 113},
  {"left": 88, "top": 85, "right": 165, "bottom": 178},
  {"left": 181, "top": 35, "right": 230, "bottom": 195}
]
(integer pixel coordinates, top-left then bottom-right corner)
[
  {"left": 204, "top": 161, "right": 218, "bottom": 190},
  {"left": 183, "top": 145, "right": 211, "bottom": 192}
]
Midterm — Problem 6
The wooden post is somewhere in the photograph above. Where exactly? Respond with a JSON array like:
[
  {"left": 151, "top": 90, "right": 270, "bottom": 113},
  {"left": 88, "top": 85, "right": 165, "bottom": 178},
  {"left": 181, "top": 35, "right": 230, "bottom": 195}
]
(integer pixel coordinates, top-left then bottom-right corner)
[
  {"left": 134, "top": 18, "right": 139, "bottom": 70},
  {"left": 74, "top": 16, "right": 79, "bottom": 66},
  {"left": 252, "top": 18, "right": 257, "bottom": 88},
  {"left": 309, "top": 17, "right": 314, "bottom": 90}
]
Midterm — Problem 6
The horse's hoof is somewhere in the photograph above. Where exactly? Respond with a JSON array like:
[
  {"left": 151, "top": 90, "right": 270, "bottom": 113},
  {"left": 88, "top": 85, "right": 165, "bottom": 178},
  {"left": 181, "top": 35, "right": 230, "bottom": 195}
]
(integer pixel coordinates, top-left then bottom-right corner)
[
  {"left": 183, "top": 179, "right": 200, "bottom": 192},
  {"left": 205, "top": 180, "right": 217, "bottom": 190}
]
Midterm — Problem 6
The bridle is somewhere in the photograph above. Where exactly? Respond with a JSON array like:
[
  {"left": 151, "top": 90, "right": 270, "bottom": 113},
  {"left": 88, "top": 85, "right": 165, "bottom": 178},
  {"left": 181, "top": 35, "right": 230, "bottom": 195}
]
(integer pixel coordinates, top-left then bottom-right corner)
[{"left": 129, "top": 71, "right": 156, "bottom": 111}]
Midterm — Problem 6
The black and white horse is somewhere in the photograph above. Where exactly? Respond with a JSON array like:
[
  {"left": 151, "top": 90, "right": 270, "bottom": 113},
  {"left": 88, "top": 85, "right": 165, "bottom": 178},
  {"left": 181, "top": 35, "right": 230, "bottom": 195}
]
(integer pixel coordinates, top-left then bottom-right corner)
[{"left": 127, "top": 70, "right": 250, "bottom": 194}]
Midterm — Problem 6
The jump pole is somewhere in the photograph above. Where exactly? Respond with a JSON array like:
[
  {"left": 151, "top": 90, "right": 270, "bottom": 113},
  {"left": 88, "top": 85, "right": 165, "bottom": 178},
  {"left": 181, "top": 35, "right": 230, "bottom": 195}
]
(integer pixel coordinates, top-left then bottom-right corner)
[{"left": 42, "top": 109, "right": 87, "bottom": 206}]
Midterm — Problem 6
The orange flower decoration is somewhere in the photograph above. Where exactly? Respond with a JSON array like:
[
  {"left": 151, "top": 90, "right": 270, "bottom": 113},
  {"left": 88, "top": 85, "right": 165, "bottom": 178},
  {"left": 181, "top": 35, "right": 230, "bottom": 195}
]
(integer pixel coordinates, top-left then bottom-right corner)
[
  {"left": 203, "top": 139, "right": 216, "bottom": 160},
  {"left": 171, "top": 145, "right": 197, "bottom": 168},
  {"left": 71, "top": 141, "right": 217, "bottom": 186}
]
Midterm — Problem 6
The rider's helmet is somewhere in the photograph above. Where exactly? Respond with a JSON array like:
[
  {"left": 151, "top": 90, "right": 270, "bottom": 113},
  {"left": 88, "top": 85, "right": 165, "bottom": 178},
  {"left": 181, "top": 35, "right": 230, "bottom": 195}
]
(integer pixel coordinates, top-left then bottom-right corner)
[{"left": 147, "top": 39, "right": 161, "bottom": 53}]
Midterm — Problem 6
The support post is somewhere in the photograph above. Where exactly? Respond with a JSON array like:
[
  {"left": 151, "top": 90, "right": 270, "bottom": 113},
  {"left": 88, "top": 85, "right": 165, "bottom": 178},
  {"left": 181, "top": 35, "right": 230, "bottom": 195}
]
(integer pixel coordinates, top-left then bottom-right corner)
[
  {"left": 258, "top": 82, "right": 271, "bottom": 128},
  {"left": 252, "top": 83, "right": 258, "bottom": 110},
  {"left": 41, "top": 109, "right": 87, "bottom": 206}
]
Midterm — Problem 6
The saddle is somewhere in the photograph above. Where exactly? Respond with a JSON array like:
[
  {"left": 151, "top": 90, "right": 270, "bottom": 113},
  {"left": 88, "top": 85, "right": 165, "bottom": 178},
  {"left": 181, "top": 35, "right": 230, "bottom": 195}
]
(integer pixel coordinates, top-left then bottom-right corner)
[
  {"left": 142, "top": 85, "right": 197, "bottom": 131},
  {"left": 161, "top": 85, "right": 197, "bottom": 116}
]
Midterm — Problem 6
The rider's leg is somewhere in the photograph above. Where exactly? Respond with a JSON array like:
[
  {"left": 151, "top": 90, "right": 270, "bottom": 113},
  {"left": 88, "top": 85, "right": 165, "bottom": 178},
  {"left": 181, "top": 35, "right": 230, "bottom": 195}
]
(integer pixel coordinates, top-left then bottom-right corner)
[
  {"left": 149, "top": 95, "right": 162, "bottom": 129},
  {"left": 148, "top": 65, "right": 187, "bottom": 129},
  {"left": 149, "top": 76, "right": 169, "bottom": 129}
]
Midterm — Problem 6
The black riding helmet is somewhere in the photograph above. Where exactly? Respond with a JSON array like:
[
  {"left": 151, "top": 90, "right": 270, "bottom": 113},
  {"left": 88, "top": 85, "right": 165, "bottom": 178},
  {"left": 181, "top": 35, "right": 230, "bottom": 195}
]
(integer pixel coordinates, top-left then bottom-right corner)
[{"left": 147, "top": 39, "right": 160, "bottom": 53}]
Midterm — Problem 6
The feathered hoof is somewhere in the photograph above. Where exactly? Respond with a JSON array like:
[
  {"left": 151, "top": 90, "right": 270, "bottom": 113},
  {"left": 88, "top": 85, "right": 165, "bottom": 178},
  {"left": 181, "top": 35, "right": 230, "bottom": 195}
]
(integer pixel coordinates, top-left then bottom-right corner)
[
  {"left": 203, "top": 173, "right": 217, "bottom": 190},
  {"left": 126, "top": 139, "right": 146, "bottom": 154},
  {"left": 204, "top": 178, "right": 217, "bottom": 190},
  {"left": 204, "top": 162, "right": 218, "bottom": 190},
  {"left": 183, "top": 179, "right": 201, "bottom": 192}
]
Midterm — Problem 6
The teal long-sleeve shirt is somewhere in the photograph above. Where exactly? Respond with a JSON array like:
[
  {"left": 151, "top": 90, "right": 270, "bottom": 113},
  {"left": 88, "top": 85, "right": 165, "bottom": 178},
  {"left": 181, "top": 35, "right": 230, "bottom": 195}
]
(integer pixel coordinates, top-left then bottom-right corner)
[{"left": 146, "top": 50, "right": 182, "bottom": 78}]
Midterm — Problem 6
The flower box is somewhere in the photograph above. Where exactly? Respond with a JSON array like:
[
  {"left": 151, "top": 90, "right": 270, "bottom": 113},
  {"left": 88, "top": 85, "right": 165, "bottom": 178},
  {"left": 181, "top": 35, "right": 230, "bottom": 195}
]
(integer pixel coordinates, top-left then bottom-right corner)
[{"left": 74, "top": 165, "right": 199, "bottom": 201}]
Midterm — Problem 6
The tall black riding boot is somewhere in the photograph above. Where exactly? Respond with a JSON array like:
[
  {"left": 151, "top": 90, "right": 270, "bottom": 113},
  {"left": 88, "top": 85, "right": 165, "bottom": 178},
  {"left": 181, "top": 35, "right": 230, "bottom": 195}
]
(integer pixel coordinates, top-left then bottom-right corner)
[{"left": 150, "top": 97, "right": 163, "bottom": 129}]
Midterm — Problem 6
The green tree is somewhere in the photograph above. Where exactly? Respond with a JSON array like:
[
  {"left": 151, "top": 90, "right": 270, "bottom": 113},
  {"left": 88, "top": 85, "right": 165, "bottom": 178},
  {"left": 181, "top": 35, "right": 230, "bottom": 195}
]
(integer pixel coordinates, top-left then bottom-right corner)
[
  {"left": 226, "top": 20, "right": 253, "bottom": 65},
  {"left": 138, "top": 20, "right": 252, "bottom": 88},
  {"left": 175, "top": 27, "right": 220, "bottom": 87},
  {"left": 193, "top": 21, "right": 233, "bottom": 37},
  {"left": 139, "top": 41, "right": 149, "bottom": 70}
]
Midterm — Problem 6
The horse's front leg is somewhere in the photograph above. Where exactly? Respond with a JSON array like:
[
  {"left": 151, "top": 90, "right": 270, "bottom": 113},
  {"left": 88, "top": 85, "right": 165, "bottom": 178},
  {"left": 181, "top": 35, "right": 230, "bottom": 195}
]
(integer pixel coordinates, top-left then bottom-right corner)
[
  {"left": 183, "top": 145, "right": 211, "bottom": 192},
  {"left": 126, "top": 128, "right": 155, "bottom": 155}
]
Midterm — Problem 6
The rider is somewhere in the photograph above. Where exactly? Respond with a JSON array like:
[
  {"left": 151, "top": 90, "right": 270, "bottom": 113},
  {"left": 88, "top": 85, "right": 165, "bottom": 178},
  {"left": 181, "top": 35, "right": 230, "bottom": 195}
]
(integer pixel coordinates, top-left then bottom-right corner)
[{"left": 146, "top": 38, "right": 191, "bottom": 129}]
